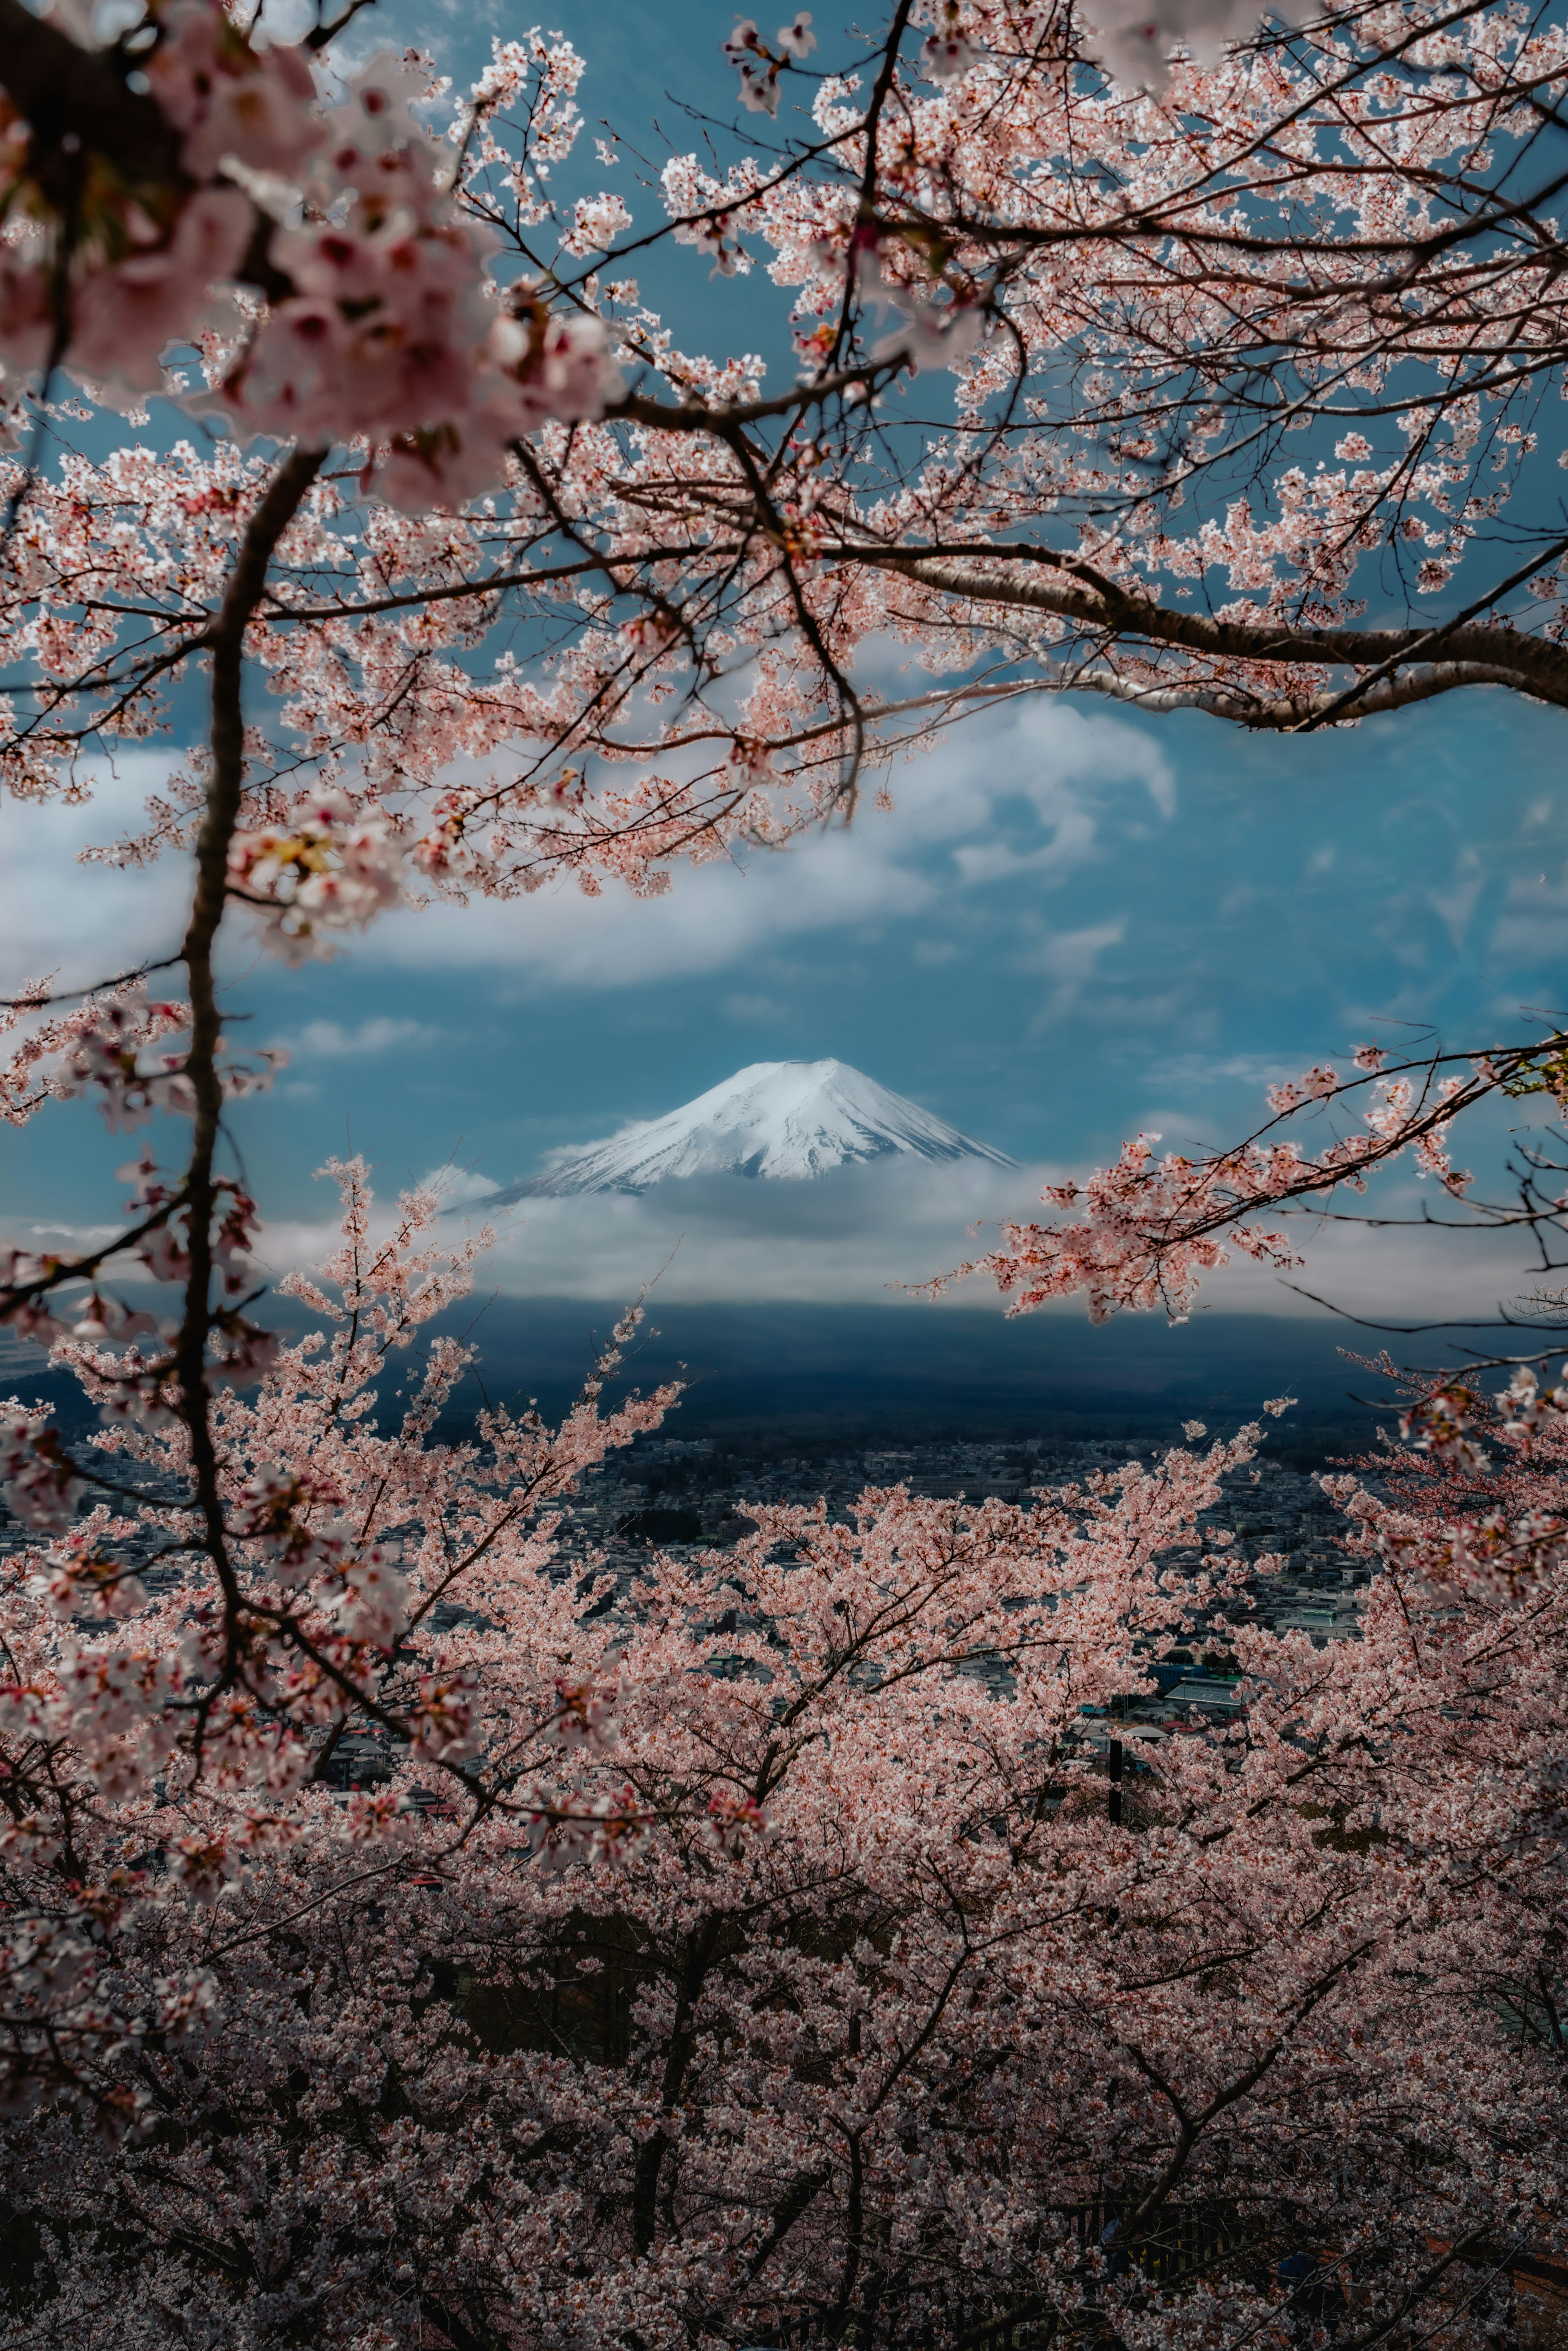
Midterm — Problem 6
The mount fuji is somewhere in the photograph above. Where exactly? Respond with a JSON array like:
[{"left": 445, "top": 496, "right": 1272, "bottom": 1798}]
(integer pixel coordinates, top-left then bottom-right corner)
[{"left": 492, "top": 1061, "right": 1016, "bottom": 1199}]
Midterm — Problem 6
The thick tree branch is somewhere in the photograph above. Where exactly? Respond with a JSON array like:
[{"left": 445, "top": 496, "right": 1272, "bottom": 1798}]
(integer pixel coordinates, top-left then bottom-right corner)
[
  {"left": 867, "top": 550, "right": 1568, "bottom": 718},
  {"left": 174, "top": 447, "right": 325, "bottom": 1653},
  {"left": 0, "top": 0, "right": 184, "bottom": 200}
]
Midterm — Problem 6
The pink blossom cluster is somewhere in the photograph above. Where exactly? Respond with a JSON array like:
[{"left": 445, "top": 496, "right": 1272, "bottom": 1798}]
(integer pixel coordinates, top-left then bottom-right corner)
[
  {"left": 919, "top": 6, "right": 983, "bottom": 86},
  {"left": 0, "top": 1410, "right": 82, "bottom": 1530},
  {"left": 220, "top": 56, "right": 621, "bottom": 508},
  {"left": 722, "top": 13, "right": 818, "bottom": 116},
  {"left": 1400, "top": 1383, "right": 1492, "bottom": 1476},
  {"left": 28, "top": 1510, "right": 148, "bottom": 1625},
  {"left": 0, "top": 0, "right": 311, "bottom": 410},
  {"left": 51, "top": 987, "right": 198, "bottom": 1128},
  {"left": 227, "top": 788, "right": 405, "bottom": 963},
  {"left": 0, "top": 12, "right": 629, "bottom": 508},
  {"left": 0, "top": 982, "right": 187, "bottom": 1132}
]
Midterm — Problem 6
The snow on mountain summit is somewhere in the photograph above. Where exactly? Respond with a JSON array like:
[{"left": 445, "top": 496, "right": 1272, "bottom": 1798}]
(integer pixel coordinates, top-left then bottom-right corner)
[{"left": 497, "top": 1061, "right": 1016, "bottom": 1197}]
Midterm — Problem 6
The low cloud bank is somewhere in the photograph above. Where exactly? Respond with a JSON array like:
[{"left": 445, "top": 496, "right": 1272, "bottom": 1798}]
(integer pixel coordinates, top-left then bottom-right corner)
[{"left": 247, "top": 1153, "right": 1556, "bottom": 1325}]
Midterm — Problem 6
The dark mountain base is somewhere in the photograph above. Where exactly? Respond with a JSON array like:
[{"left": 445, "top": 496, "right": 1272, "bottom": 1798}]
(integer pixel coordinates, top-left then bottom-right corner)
[
  {"left": 421, "top": 1301, "right": 1410, "bottom": 1468},
  {"left": 0, "top": 1303, "right": 1448, "bottom": 1473}
]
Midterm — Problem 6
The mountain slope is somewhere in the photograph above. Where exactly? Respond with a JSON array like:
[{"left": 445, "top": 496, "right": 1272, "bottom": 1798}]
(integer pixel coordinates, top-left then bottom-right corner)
[{"left": 494, "top": 1060, "right": 1016, "bottom": 1197}]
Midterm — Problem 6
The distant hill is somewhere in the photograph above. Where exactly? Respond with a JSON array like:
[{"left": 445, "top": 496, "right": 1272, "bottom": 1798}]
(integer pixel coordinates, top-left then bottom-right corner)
[
  {"left": 0, "top": 1299, "right": 1418, "bottom": 1473},
  {"left": 407, "top": 1300, "right": 1401, "bottom": 1465}
]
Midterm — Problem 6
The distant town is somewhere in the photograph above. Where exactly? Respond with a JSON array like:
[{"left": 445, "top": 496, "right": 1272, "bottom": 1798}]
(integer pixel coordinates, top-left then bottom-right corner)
[
  {"left": 0, "top": 1415, "right": 1374, "bottom": 1792},
  {"left": 555, "top": 1427, "right": 1371, "bottom": 1744}
]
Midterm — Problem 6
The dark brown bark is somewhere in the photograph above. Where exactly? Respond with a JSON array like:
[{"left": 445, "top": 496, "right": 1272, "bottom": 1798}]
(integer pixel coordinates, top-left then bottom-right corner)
[
  {"left": 0, "top": 0, "right": 184, "bottom": 202},
  {"left": 630, "top": 1913, "right": 724, "bottom": 2257},
  {"left": 174, "top": 446, "right": 325, "bottom": 1656},
  {"left": 872, "top": 550, "right": 1568, "bottom": 723}
]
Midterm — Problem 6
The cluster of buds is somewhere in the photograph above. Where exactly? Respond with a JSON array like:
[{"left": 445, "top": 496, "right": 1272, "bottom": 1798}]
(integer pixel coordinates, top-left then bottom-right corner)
[
  {"left": 705, "top": 1786, "right": 767, "bottom": 1854},
  {"left": 1500, "top": 1363, "right": 1568, "bottom": 1451},
  {"left": 1399, "top": 1385, "right": 1490, "bottom": 1475},
  {"left": 721, "top": 13, "right": 817, "bottom": 114},
  {"left": 0, "top": 1413, "right": 83, "bottom": 1532},
  {"left": 1266, "top": 1064, "right": 1343, "bottom": 1114},
  {"left": 28, "top": 1512, "right": 147, "bottom": 1624},
  {"left": 227, "top": 789, "right": 405, "bottom": 965},
  {"left": 52, "top": 989, "right": 190, "bottom": 1134}
]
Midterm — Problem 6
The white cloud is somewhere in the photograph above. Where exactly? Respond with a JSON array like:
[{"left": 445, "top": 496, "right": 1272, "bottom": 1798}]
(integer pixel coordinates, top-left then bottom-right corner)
[
  {"left": 1194, "top": 1204, "right": 1547, "bottom": 1327},
  {"left": 419, "top": 1162, "right": 503, "bottom": 1209},
  {"left": 1429, "top": 849, "right": 1484, "bottom": 950},
  {"left": 21, "top": 1221, "right": 123, "bottom": 1246},
  {"left": 286, "top": 1016, "right": 439, "bottom": 1058},
  {"left": 1492, "top": 873, "right": 1568, "bottom": 966},
  {"left": 0, "top": 756, "right": 189, "bottom": 996},
  {"left": 249, "top": 1150, "right": 1539, "bottom": 1323},
  {"left": 1015, "top": 914, "right": 1129, "bottom": 1027},
  {"left": 256, "top": 1156, "right": 1040, "bottom": 1305},
  {"left": 0, "top": 702, "right": 1176, "bottom": 1003},
  {"left": 1017, "top": 915, "right": 1127, "bottom": 984},
  {"left": 360, "top": 699, "right": 1175, "bottom": 989}
]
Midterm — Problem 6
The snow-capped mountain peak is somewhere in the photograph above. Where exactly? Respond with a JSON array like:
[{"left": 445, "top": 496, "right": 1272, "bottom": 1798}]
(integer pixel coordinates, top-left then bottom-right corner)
[{"left": 494, "top": 1061, "right": 1016, "bottom": 1197}]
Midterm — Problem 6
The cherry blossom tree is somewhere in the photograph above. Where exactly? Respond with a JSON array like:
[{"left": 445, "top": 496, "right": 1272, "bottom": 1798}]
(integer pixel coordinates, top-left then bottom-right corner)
[
  {"left": 0, "top": 1349, "right": 1563, "bottom": 2349},
  {"left": 0, "top": 2, "right": 1566, "bottom": 2340}
]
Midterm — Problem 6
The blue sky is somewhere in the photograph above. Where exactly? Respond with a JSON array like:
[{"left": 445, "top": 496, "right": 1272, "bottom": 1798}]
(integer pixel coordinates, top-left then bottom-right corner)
[{"left": 2, "top": 1, "right": 1564, "bottom": 1325}]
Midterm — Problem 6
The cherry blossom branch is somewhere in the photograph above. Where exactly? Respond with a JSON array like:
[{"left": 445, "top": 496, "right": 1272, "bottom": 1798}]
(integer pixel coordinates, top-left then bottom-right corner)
[
  {"left": 1288, "top": 528, "right": 1568, "bottom": 731},
  {"left": 936, "top": 1035, "right": 1559, "bottom": 1324},
  {"left": 0, "top": 957, "right": 182, "bottom": 1012}
]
